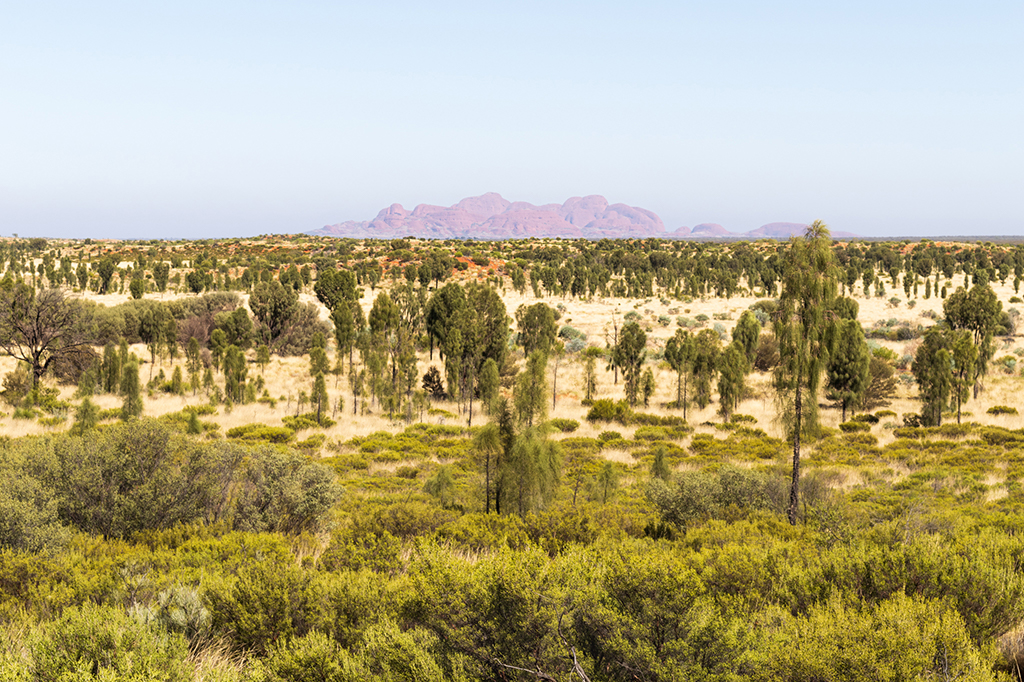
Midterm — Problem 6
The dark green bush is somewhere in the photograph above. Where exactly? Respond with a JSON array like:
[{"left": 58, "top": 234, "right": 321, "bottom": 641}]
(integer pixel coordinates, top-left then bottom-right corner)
[
  {"left": 226, "top": 423, "right": 294, "bottom": 443},
  {"left": 586, "top": 399, "right": 629, "bottom": 423},
  {"left": 31, "top": 602, "right": 192, "bottom": 681},
  {"left": 547, "top": 418, "right": 579, "bottom": 433}
]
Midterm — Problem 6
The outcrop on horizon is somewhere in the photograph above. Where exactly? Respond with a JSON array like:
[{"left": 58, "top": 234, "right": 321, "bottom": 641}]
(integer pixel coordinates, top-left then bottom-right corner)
[
  {"left": 311, "top": 194, "right": 858, "bottom": 240},
  {"left": 313, "top": 193, "right": 664, "bottom": 240}
]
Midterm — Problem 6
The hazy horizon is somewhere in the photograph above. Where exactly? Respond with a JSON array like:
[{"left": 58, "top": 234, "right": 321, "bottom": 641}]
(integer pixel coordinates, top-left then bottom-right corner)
[{"left": 3, "top": 2, "right": 1022, "bottom": 240}]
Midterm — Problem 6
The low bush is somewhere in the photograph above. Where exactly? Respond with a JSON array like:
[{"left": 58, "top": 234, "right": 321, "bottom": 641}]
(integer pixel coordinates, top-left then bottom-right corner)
[
  {"left": 283, "top": 412, "right": 337, "bottom": 430},
  {"left": 586, "top": 399, "right": 630, "bottom": 424},
  {"left": 839, "top": 421, "right": 871, "bottom": 433},
  {"left": 226, "top": 424, "right": 294, "bottom": 443},
  {"left": 548, "top": 418, "right": 580, "bottom": 433},
  {"left": 31, "top": 602, "right": 193, "bottom": 681},
  {"left": 988, "top": 405, "right": 1019, "bottom": 416}
]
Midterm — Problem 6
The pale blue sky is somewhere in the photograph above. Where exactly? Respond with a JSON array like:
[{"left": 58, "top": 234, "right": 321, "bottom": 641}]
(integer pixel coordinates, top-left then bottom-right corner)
[{"left": 2, "top": 1, "right": 1021, "bottom": 239}]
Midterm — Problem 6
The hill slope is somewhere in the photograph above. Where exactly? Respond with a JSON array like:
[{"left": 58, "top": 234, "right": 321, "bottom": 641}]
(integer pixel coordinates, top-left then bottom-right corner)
[{"left": 312, "top": 194, "right": 858, "bottom": 239}]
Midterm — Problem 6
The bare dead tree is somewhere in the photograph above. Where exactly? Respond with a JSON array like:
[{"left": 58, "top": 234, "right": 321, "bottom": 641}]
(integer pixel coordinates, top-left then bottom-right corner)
[{"left": 0, "top": 285, "right": 92, "bottom": 387}]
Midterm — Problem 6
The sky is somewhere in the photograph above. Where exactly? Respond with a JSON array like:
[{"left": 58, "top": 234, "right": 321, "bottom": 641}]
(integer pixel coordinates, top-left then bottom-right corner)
[{"left": 2, "top": 1, "right": 1022, "bottom": 240}]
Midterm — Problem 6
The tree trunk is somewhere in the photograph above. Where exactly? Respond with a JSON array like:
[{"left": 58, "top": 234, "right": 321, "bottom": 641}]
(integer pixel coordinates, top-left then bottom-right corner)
[
  {"left": 683, "top": 374, "right": 688, "bottom": 422},
  {"left": 552, "top": 358, "right": 559, "bottom": 410},
  {"left": 485, "top": 451, "right": 491, "bottom": 513},
  {"left": 788, "top": 384, "right": 802, "bottom": 526}
]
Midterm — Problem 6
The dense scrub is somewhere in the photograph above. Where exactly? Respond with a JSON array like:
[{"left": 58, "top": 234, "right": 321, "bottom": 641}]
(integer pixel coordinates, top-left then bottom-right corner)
[{"left": 0, "top": 417, "right": 1022, "bottom": 679}]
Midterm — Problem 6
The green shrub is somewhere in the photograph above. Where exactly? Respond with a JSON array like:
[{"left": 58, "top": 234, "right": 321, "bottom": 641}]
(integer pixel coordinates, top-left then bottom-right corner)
[
  {"left": 598, "top": 430, "right": 623, "bottom": 443},
  {"left": 283, "top": 412, "right": 337, "bottom": 430},
  {"left": 586, "top": 399, "right": 629, "bottom": 423},
  {"left": 233, "top": 447, "right": 342, "bottom": 534},
  {"left": 12, "top": 407, "right": 37, "bottom": 420},
  {"left": 547, "top": 418, "right": 579, "bottom": 433},
  {"left": 852, "top": 413, "right": 880, "bottom": 424},
  {"left": 730, "top": 414, "right": 757, "bottom": 424},
  {"left": 646, "top": 466, "right": 774, "bottom": 525},
  {"left": 634, "top": 426, "right": 673, "bottom": 442},
  {"left": 435, "top": 513, "right": 530, "bottom": 552},
  {"left": 839, "top": 421, "right": 871, "bottom": 433},
  {"left": 226, "top": 423, "right": 294, "bottom": 443},
  {"left": 987, "top": 405, "right": 1019, "bottom": 416},
  {"left": 395, "top": 466, "right": 419, "bottom": 479},
  {"left": 979, "top": 427, "right": 1024, "bottom": 447},
  {"left": 37, "top": 415, "right": 66, "bottom": 427},
  {"left": 98, "top": 407, "right": 123, "bottom": 420},
  {"left": 207, "top": 560, "right": 322, "bottom": 654},
  {"left": 320, "top": 528, "right": 402, "bottom": 574},
  {"left": 295, "top": 434, "right": 327, "bottom": 452},
  {"left": 31, "top": 602, "right": 192, "bottom": 681},
  {"left": 260, "top": 630, "right": 364, "bottom": 682}
]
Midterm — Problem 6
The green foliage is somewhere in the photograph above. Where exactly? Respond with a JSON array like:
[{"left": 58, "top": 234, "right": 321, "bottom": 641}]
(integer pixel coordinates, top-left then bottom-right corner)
[
  {"left": 515, "top": 302, "right": 558, "bottom": 356},
  {"left": 826, "top": 318, "right": 871, "bottom": 421},
  {"left": 120, "top": 358, "right": 143, "bottom": 419},
  {"left": 547, "top": 418, "right": 579, "bottom": 433},
  {"left": 207, "top": 559, "right": 322, "bottom": 654},
  {"left": 913, "top": 327, "right": 953, "bottom": 427},
  {"left": 513, "top": 350, "right": 547, "bottom": 427},
  {"left": 227, "top": 424, "right": 294, "bottom": 443},
  {"left": 31, "top": 602, "right": 192, "bottom": 681},
  {"left": 232, "top": 446, "right": 342, "bottom": 534},
  {"left": 987, "top": 405, "right": 1018, "bottom": 416},
  {"left": 320, "top": 527, "right": 402, "bottom": 574},
  {"left": 614, "top": 321, "right": 647, "bottom": 406},
  {"left": 647, "top": 466, "right": 776, "bottom": 525},
  {"left": 717, "top": 341, "right": 747, "bottom": 420},
  {"left": 585, "top": 398, "right": 630, "bottom": 423}
]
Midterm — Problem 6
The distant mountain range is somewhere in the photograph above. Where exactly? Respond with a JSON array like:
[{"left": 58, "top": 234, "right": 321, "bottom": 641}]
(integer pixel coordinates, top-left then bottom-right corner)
[{"left": 311, "top": 193, "right": 859, "bottom": 240}]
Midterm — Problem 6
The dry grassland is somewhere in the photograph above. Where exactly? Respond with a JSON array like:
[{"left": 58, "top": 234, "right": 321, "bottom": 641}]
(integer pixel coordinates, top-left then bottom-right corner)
[{"left": 2, "top": 273, "right": 1022, "bottom": 476}]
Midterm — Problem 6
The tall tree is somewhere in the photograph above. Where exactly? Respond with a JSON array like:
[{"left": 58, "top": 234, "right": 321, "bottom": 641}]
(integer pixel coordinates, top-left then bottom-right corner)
[
  {"left": 425, "top": 283, "right": 467, "bottom": 361},
  {"left": 120, "top": 359, "right": 142, "bottom": 419},
  {"left": 947, "top": 328, "right": 977, "bottom": 425},
  {"left": 249, "top": 279, "right": 300, "bottom": 350},
  {"left": 152, "top": 262, "right": 170, "bottom": 293},
  {"left": 96, "top": 257, "right": 117, "bottom": 294},
  {"left": 311, "top": 372, "right": 329, "bottom": 425},
  {"left": 222, "top": 345, "right": 247, "bottom": 403},
  {"left": 514, "top": 350, "right": 548, "bottom": 428},
  {"left": 825, "top": 318, "right": 871, "bottom": 422},
  {"left": 944, "top": 282, "right": 1002, "bottom": 397},
  {"left": 331, "top": 302, "right": 356, "bottom": 372},
  {"left": 503, "top": 431, "right": 562, "bottom": 516},
  {"left": 912, "top": 327, "right": 952, "bottom": 427},
  {"left": 614, "top": 321, "right": 647, "bottom": 407},
  {"left": 581, "top": 346, "right": 601, "bottom": 404},
  {"left": 773, "top": 220, "right": 839, "bottom": 525},
  {"left": 665, "top": 329, "right": 695, "bottom": 418},
  {"left": 515, "top": 302, "right": 558, "bottom": 357},
  {"left": 185, "top": 337, "right": 202, "bottom": 395},
  {"left": 732, "top": 310, "right": 760, "bottom": 366},
  {"left": 691, "top": 328, "right": 721, "bottom": 410},
  {"left": 717, "top": 342, "right": 747, "bottom": 421}
]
